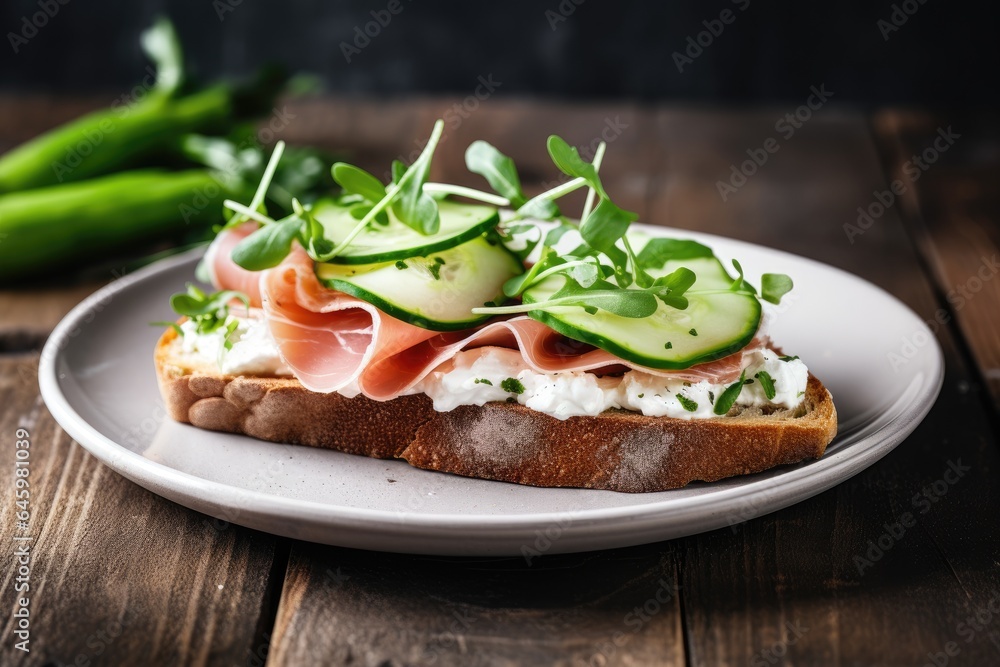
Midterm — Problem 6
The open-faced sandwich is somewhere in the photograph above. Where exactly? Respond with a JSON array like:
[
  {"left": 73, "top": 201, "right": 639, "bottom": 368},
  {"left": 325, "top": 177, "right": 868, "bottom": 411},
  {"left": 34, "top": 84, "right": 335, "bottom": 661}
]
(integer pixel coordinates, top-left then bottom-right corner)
[{"left": 154, "top": 121, "right": 837, "bottom": 492}]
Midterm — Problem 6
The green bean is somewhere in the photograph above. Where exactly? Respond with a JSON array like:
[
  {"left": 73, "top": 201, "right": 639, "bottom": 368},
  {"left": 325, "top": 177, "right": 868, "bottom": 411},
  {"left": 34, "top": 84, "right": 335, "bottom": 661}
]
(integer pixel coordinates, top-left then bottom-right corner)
[{"left": 0, "top": 169, "right": 248, "bottom": 282}]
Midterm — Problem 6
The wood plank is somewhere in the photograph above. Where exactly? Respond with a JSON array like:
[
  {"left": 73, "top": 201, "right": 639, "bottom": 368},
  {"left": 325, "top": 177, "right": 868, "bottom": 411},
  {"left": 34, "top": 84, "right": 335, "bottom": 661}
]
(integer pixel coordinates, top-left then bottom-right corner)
[
  {"left": 647, "top": 108, "right": 1000, "bottom": 664},
  {"left": 0, "top": 282, "right": 103, "bottom": 352},
  {"left": 0, "top": 354, "right": 282, "bottom": 666},
  {"left": 269, "top": 541, "right": 685, "bottom": 667},
  {"left": 872, "top": 110, "right": 1000, "bottom": 412},
  {"left": 267, "top": 100, "right": 688, "bottom": 667}
]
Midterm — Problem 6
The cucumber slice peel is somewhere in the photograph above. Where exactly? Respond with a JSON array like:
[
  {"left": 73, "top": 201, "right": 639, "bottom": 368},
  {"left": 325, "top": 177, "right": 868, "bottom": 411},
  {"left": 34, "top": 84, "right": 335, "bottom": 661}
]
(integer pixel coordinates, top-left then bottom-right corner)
[
  {"left": 316, "top": 235, "right": 523, "bottom": 331},
  {"left": 521, "top": 253, "right": 762, "bottom": 369},
  {"left": 312, "top": 199, "right": 500, "bottom": 265}
]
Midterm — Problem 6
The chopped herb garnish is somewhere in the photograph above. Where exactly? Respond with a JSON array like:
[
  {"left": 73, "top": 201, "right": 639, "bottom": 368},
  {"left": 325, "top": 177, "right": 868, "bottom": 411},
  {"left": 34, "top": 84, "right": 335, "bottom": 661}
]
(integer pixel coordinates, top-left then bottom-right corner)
[
  {"left": 222, "top": 319, "right": 240, "bottom": 351},
  {"left": 688, "top": 328, "right": 698, "bottom": 336},
  {"left": 664, "top": 341, "right": 672, "bottom": 349},
  {"left": 676, "top": 394, "right": 698, "bottom": 412},
  {"left": 151, "top": 320, "right": 184, "bottom": 337},
  {"left": 166, "top": 284, "right": 249, "bottom": 337},
  {"left": 501, "top": 377, "right": 525, "bottom": 394},
  {"left": 744, "top": 378, "right": 754, "bottom": 385},
  {"left": 708, "top": 390, "right": 715, "bottom": 404},
  {"left": 755, "top": 370, "right": 777, "bottom": 400},
  {"left": 779, "top": 355, "right": 800, "bottom": 362},
  {"left": 637, "top": 393, "right": 645, "bottom": 399},
  {"left": 713, "top": 371, "right": 746, "bottom": 415},
  {"left": 395, "top": 260, "right": 408, "bottom": 270},
  {"left": 474, "top": 378, "right": 493, "bottom": 386},
  {"left": 796, "top": 390, "right": 805, "bottom": 398}
]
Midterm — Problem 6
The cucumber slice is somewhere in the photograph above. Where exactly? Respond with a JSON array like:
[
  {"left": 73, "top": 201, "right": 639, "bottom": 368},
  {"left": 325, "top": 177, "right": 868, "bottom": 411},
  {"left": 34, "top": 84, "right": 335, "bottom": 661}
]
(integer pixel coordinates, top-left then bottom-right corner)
[
  {"left": 522, "top": 254, "right": 761, "bottom": 369},
  {"left": 313, "top": 199, "right": 500, "bottom": 264},
  {"left": 316, "top": 235, "right": 523, "bottom": 331}
]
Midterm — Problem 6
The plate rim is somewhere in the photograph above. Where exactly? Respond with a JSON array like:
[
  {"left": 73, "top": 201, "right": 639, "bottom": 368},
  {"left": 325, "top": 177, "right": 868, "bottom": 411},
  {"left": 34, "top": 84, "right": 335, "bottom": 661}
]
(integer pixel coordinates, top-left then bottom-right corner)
[{"left": 37, "top": 227, "right": 944, "bottom": 547}]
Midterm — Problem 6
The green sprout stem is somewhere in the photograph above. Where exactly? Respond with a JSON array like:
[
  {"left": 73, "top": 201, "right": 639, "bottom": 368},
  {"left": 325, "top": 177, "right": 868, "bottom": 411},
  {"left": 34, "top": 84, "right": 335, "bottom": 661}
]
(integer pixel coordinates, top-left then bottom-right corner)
[
  {"left": 580, "top": 142, "right": 607, "bottom": 222},
  {"left": 527, "top": 259, "right": 600, "bottom": 287},
  {"left": 321, "top": 120, "right": 445, "bottom": 259},
  {"left": 233, "top": 140, "right": 284, "bottom": 225},
  {"left": 223, "top": 200, "right": 276, "bottom": 226},
  {"left": 423, "top": 183, "right": 510, "bottom": 207},
  {"left": 517, "top": 177, "right": 588, "bottom": 218}
]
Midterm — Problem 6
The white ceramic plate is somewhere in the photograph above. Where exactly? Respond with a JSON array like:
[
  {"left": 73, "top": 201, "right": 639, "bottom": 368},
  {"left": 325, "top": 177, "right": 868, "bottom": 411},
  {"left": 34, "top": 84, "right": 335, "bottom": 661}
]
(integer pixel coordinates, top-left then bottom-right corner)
[{"left": 39, "top": 225, "right": 943, "bottom": 556}]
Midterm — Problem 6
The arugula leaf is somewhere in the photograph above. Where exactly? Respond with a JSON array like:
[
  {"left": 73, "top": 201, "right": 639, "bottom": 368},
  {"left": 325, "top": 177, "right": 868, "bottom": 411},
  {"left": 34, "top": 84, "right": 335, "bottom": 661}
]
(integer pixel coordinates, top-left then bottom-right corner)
[
  {"left": 547, "top": 135, "right": 602, "bottom": 192},
  {"left": 543, "top": 224, "right": 575, "bottom": 247},
  {"left": 761, "top": 273, "right": 793, "bottom": 304},
  {"left": 622, "top": 236, "right": 652, "bottom": 289},
  {"left": 231, "top": 216, "right": 304, "bottom": 270},
  {"left": 713, "top": 370, "right": 746, "bottom": 416},
  {"left": 465, "top": 140, "right": 524, "bottom": 206},
  {"left": 580, "top": 198, "right": 638, "bottom": 254},
  {"left": 636, "top": 238, "right": 713, "bottom": 271},
  {"left": 547, "top": 279, "right": 658, "bottom": 318},
  {"left": 391, "top": 120, "right": 443, "bottom": 235},
  {"left": 650, "top": 267, "right": 696, "bottom": 309},
  {"left": 168, "top": 285, "right": 250, "bottom": 337},
  {"left": 332, "top": 163, "right": 387, "bottom": 203},
  {"left": 755, "top": 370, "right": 777, "bottom": 400},
  {"left": 498, "top": 223, "right": 542, "bottom": 264},
  {"left": 517, "top": 196, "right": 561, "bottom": 220},
  {"left": 503, "top": 248, "right": 562, "bottom": 297},
  {"left": 390, "top": 160, "right": 406, "bottom": 184}
]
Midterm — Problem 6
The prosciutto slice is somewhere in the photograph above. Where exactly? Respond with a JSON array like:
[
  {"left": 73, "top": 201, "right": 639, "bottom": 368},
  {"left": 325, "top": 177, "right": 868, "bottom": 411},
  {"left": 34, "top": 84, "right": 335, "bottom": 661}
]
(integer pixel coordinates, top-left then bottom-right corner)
[
  {"left": 207, "top": 228, "right": 765, "bottom": 400},
  {"left": 203, "top": 223, "right": 265, "bottom": 307}
]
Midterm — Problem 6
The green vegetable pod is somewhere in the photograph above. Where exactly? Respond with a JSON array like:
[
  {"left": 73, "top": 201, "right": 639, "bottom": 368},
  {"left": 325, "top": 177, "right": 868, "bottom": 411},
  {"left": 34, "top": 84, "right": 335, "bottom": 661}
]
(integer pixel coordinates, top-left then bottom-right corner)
[
  {"left": 0, "top": 169, "right": 243, "bottom": 282},
  {"left": 0, "top": 87, "right": 233, "bottom": 193}
]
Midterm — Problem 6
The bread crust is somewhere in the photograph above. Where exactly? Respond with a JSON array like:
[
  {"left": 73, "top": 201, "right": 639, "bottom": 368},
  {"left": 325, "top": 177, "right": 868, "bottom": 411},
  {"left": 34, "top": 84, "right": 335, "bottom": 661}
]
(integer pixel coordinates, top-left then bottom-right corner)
[{"left": 155, "top": 327, "right": 837, "bottom": 492}]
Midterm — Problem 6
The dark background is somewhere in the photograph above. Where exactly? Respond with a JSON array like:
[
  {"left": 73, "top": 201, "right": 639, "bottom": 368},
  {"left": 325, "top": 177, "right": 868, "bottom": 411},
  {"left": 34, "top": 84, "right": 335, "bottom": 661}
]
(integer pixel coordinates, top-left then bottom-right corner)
[{"left": 2, "top": 0, "right": 998, "bottom": 106}]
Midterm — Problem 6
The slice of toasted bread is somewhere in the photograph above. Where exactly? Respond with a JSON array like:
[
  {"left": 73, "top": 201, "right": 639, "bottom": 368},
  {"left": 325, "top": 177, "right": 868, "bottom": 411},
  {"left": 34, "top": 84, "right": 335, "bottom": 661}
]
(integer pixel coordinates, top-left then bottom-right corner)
[{"left": 155, "top": 327, "right": 837, "bottom": 492}]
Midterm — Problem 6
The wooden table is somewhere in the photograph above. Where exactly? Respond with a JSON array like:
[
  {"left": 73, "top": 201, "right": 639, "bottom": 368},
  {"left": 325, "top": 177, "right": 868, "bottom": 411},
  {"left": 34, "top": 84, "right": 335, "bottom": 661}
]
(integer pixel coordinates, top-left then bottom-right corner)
[{"left": 2, "top": 97, "right": 999, "bottom": 666}]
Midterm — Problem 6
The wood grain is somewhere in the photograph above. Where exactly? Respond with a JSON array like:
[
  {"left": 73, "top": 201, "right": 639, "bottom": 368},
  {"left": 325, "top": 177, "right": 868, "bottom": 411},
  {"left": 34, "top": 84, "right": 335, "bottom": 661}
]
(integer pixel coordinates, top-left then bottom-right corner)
[
  {"left": 0, "top": 354, "right": 282, "bottom": 666},
  {"left": 267, "top": 102, "right": 690, "bottom": 667},
  {"left": 872, "top": 110, "right": 1000, "bottom": 412},
  {"left": 648, "top": 108, "right": 1000, "bottom": 666},
  {"left": 5, "top": 95, "right": 1000, "bottom": 666},
  {"left": 269, "top": 542, "right": 686, "bottom": 667}
]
